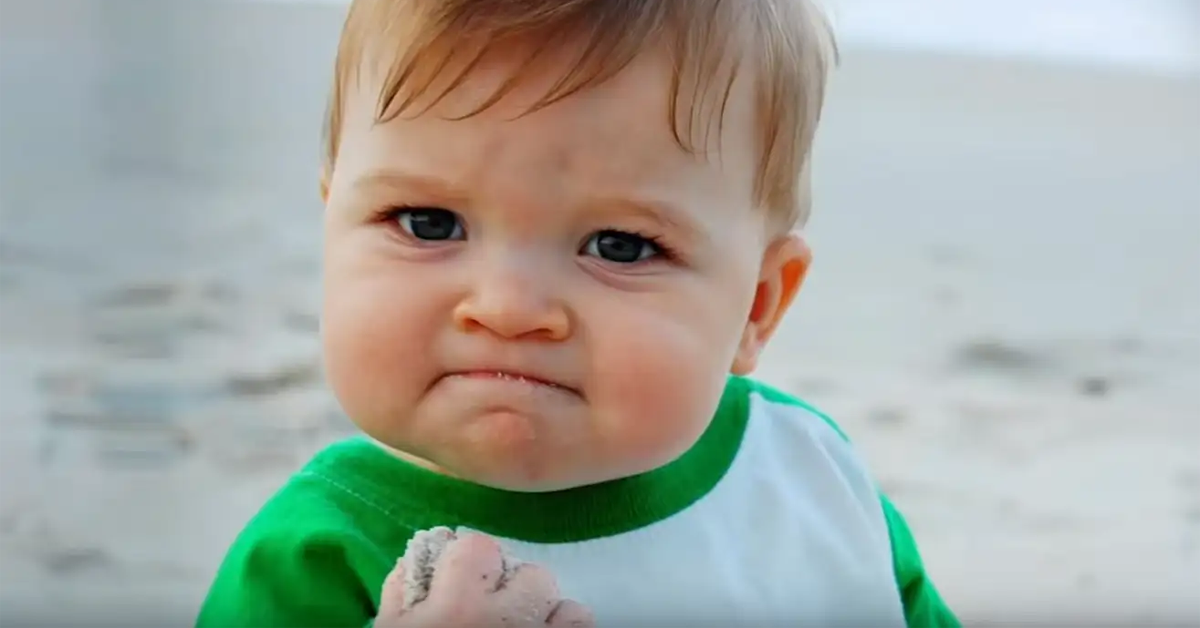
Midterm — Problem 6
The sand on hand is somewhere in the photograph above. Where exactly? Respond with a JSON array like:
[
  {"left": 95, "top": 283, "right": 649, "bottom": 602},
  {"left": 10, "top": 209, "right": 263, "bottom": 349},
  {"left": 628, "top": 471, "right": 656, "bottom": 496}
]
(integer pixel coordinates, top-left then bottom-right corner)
[{"left": 400, "top": 527, "right": 524, "bottom": 610}]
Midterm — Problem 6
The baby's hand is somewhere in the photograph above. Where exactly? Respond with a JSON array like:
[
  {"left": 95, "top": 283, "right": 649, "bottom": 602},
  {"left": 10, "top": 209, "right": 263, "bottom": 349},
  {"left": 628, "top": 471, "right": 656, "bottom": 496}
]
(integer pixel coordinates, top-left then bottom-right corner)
[{"left": 376, "top": 531, "right": 594, "bottom": 628}]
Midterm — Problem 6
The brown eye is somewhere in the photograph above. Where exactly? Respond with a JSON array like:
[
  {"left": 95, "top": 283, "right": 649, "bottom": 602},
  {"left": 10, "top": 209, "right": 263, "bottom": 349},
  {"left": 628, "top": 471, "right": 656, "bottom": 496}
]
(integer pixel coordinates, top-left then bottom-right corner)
[{"left": 396, "top": 209, "right": 464, "bottom": 241}]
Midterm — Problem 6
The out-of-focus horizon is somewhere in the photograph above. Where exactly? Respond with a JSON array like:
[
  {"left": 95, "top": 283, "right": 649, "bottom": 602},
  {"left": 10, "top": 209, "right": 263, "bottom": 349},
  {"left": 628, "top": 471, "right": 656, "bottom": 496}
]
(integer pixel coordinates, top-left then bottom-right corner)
[
  {"left": 1, "top": 0, "right": 1197, "bottom": 625},
  {"left": 835, "top": 0, "right": 1198, "bottom": 77}
]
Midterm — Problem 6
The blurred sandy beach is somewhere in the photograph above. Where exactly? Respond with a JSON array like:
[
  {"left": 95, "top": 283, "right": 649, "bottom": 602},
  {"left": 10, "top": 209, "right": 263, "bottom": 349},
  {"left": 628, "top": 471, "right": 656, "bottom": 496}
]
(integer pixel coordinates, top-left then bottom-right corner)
[{"left": 1, "top": 0, "right": 1197, "bottom": 625}]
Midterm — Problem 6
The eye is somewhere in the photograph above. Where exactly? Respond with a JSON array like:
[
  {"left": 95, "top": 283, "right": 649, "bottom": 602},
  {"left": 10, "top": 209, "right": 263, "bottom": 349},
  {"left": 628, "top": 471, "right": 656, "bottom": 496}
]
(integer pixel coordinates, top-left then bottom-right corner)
[
  {"left": 582, "top": 230, "right": 661, "bottom": 264},
  {"left": 394, "top": 208, "right": 465, "bottom": 241}
]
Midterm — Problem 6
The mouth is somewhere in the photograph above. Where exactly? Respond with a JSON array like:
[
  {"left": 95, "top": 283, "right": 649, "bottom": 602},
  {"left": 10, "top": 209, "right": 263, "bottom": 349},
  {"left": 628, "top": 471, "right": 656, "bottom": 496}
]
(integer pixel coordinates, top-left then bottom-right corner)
[{"left": 441, "top": 370, "right": 581, "bottom": 397}]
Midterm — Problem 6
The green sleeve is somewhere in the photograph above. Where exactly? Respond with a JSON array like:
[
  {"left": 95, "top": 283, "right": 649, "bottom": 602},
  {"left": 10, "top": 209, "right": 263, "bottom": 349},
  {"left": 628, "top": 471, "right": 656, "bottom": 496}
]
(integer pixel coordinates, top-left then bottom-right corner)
[
  {"left": 195, "top": 504, "right": 387, "bottom": 628},
  {"left": 881, "top": 495, "right": 961, "bottom": 628}
]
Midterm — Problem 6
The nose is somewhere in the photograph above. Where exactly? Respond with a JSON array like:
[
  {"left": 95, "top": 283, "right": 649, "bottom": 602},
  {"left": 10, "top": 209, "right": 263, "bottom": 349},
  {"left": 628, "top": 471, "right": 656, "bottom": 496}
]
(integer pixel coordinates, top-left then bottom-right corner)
[{"left": 452, "top": 259, "right": 571, "bottom": 341}]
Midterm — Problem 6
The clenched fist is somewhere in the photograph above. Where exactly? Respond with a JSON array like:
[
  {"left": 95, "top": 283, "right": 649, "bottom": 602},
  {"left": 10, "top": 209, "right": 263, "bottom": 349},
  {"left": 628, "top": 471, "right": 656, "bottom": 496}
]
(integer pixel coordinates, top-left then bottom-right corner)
[{"left": 375, "top": 528, "right": 594, "bottom": 628}]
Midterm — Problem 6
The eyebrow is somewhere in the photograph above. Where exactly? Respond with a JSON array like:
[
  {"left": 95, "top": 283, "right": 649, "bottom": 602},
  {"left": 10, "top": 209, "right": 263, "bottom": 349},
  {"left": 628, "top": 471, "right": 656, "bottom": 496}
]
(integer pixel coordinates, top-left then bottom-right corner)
[{"left": 348, "top": 168, "right": 470, "bottom": 205}]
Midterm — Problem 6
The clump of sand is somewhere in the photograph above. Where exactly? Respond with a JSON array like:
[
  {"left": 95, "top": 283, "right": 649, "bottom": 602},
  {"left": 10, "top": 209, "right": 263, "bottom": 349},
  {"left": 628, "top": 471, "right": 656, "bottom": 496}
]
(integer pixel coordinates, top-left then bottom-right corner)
[{"left": 399, "top": 527, "right": 523, "bottom": 610}]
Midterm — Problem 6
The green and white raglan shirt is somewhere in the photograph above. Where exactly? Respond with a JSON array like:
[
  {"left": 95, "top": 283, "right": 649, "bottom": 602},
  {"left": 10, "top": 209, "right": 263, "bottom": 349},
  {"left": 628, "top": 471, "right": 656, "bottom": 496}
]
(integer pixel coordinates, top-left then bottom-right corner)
[{"left": 196, "top": 376, "right": 959, "bottom": 627}]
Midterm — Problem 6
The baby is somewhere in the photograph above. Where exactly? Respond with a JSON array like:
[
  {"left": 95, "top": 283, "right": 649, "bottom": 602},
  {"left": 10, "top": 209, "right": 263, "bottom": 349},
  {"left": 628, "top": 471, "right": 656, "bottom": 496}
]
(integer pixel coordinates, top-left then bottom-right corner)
[{"left": 197, "top": 0, "right": 960, "bottom": 626}]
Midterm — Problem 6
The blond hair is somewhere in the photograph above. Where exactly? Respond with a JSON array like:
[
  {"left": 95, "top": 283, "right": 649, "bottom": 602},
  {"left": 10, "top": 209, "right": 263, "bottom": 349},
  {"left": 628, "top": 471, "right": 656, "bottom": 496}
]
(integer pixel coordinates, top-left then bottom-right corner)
[{"left": 322, "top": 0, "right": 836, "bottom": 230}]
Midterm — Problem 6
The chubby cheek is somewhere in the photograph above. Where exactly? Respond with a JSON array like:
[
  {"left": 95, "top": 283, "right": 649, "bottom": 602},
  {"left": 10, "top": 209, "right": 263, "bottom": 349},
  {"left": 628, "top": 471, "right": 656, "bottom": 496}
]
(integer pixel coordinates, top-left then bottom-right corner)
[
  {"left": 588, "top": 300, "right": 743, "bottom": 474},
  {"left": 321, "top": 268, "right": 441, "bottom": 442}
]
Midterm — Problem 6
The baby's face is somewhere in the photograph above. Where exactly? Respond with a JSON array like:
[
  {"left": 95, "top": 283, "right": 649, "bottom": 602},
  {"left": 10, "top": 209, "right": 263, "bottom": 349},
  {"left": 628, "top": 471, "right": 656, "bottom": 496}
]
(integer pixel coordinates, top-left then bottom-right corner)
[{"left": 322, "top": 46, "right": 786, "bottom": 491}]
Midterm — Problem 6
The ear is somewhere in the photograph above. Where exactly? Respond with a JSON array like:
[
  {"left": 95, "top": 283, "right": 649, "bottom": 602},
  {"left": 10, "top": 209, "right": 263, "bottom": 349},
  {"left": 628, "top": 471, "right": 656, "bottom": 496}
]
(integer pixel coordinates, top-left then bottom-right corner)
[
  {"left": 319, "top": 167, "right": 331, "bottom": 204},
  {"left": 731, "top": 233, "right": 812, "bottom": 375}
]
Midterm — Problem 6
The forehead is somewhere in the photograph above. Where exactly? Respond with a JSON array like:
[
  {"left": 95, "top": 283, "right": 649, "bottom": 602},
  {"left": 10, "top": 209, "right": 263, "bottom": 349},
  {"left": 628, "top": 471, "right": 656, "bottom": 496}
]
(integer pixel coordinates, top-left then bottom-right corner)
[{"left": 333, "top": 44, "right": 759, "bottom": 209}]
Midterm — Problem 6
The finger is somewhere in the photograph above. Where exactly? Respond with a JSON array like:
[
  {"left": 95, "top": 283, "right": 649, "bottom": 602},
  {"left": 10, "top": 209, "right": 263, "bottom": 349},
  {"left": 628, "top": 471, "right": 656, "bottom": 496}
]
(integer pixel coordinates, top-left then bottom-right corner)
[
  {"left": 383, "top": 558, "right": 406, "bottom": 591},
  {"left": 545, "top": 599, "right": 595, "bottom": 627},
  {"left": 498, "top": 562, "right": 559, "bottom": 596},
  {"left": 375, "top": 560, "right": 408, "bottom": 624},
  {"left": 494, "top": 563, "right": 561, "bottom": 620},
  {"left": 428, "top": 531, "right": 506, "bottom": 596}
]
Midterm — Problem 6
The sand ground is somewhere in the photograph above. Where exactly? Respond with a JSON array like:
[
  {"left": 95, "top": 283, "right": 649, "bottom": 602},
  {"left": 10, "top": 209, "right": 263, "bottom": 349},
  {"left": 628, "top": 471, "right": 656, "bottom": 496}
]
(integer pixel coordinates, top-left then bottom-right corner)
[{"left": 1, "top": 1, "right": 1198, "bottom": 625}]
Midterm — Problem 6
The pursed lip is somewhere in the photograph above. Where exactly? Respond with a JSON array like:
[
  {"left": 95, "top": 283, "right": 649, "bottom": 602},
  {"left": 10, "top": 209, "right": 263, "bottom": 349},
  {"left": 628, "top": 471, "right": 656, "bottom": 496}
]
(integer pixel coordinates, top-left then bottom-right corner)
[{"left": 439, "top": 368, "right": 582, "bottom": 397}]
